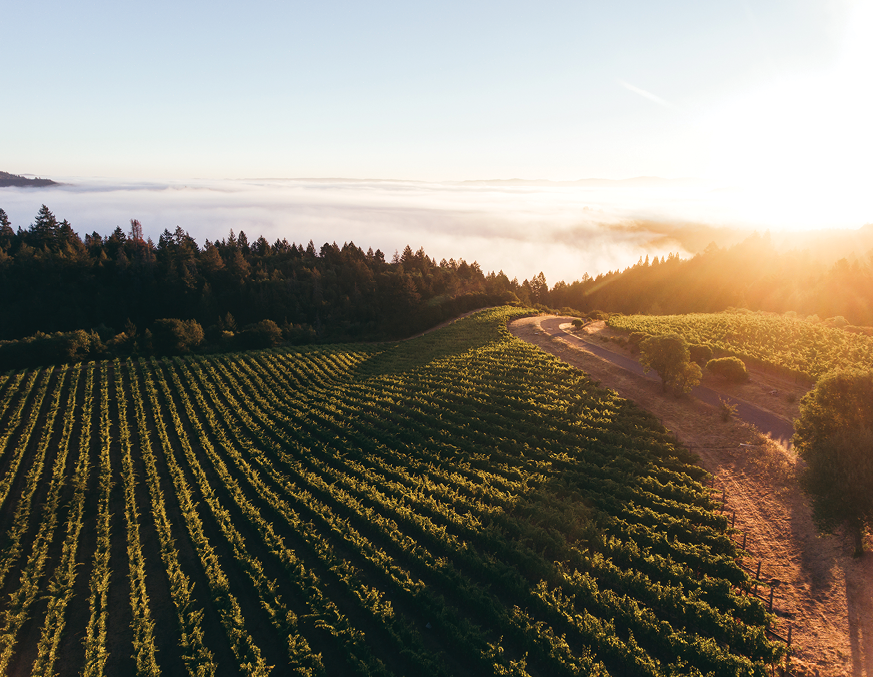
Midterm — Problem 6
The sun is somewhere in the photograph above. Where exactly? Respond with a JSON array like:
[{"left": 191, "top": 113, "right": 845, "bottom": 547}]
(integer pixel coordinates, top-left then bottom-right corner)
[{"left": 702, "top": 1, "right": 873, "bottom": 230}]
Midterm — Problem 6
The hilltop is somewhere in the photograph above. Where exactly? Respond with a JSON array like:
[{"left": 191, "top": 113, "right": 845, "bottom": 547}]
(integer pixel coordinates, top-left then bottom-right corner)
[{"left": 0, "top": 171, "right": 56, "bottom": 188}]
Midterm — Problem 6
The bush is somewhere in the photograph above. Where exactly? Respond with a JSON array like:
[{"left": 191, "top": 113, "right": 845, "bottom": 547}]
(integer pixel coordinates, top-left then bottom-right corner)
[
  {"left": 0, "top": 329, "right": 105, "bottom": 371},
  {"left": 627, "top": 332, "right": 648, "bottom": 353},
  {"left": 571, "top": 319, "right": 583, "bottom": 329},
  {"left": 689, "top": 344, "right": 713, "bottom": 366},
  {"left": 281, "top": 320, "right": 317, "bottom": 345},
  {"left": 238, "top": 319, "right": 283, "bottom": 349},
  {"left": 706, "top": 356, "right": 749, "bottom": 382},
  {"left": 151, "top": 318, "right": 204, "bottom": 355},
  {"left": 718, "top": 396, "right": 737, "bottom": 422}
]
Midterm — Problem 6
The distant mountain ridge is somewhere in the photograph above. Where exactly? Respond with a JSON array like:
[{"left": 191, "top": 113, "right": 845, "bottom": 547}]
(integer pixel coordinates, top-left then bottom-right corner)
[{"left": 0, "top": 171, "right": 57, "bottom": 187}]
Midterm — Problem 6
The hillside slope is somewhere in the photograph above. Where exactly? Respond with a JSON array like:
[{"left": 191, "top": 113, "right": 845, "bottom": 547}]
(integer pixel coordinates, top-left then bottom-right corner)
[
  {"left": 0, "top": 307, "right": 782, "bottom": 676},
  {"left": 0, "top": 171, "right": 56, "bottom": 187}
]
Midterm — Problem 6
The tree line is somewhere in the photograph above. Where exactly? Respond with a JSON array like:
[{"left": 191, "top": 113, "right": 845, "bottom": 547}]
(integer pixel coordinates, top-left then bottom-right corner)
[
  {"left": 4, "top": 204, "right": 872, "bottom": 369},
  {"left": 0, "top": 205, "right": 561, "bottom": 362},
  {"left": 547, "top": 232, "right": 873, "bottom": 328}
]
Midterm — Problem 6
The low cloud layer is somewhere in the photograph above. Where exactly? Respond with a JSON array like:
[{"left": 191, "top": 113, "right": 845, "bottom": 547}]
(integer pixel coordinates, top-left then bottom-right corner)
[{"left": 1, "top": 176, "right": 868, "bottom": 284}]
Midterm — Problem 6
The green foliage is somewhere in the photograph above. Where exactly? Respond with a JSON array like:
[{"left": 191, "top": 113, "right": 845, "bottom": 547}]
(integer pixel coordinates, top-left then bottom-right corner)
[
  {"left": 151, "top": 318, "right": 204, "bottom": 354},
  {"left": 0, "top": 308, "right": 784, "bottom": 674},
  {"left": 610, "top": 311, "right": 873, "bottom": 380},
  {"left": 0, "top": 204, "right": 520, "bottom": 347},
  {"left": 689, "top": 344, "right": 713, "bottom": 366},
  {"left": 238, "top": 319, "right": 283, "bottom": 349},
  {"left": 706, "top": 356, "right": 749, "bottom": 382},
  {"left": 639, "top": 334, "right": 701, "bottom": 394},
  {"left": 794, "top": 370, "right": 873, "bottom": 555},
  {"left": 281, "top": 320, "right": 318, "bottom": 345},
  {"left": 0, "top": 329, "right": 105, "bottom": 371}
]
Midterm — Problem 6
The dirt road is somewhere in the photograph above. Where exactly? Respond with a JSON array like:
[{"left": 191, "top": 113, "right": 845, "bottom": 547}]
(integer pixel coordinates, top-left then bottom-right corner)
[
  {"left": 509, "top": 314, "right": 873, "bottom": 677},
  {"left": 537, "top": 317, "right": 796, "bottom": 446}
]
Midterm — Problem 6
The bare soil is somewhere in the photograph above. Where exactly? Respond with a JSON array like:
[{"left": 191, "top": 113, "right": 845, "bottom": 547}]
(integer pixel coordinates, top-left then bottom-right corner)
[{"left": 509, "top": 315, "right": 873, "bottom": 677}]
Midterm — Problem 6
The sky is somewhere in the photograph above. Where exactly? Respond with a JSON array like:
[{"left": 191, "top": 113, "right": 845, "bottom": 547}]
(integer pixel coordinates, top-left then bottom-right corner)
[{"left": 2, "top": 0, "right": 872, "bottom": 279}]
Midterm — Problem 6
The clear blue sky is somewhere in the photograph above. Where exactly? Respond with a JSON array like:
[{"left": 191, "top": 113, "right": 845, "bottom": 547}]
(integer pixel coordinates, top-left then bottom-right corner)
[{"left": 3, "top": 0, "right": 868, "bottom": 186}]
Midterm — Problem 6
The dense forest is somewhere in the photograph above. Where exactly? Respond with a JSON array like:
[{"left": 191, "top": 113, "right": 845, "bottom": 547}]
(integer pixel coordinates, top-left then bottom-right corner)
[{"left": 0, "top": 205, "right": 532, "bottom": 345}]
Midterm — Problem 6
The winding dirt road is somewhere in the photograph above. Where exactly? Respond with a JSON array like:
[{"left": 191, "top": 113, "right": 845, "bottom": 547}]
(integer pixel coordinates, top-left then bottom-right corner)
[{"left": 536, "top": 316, "right": 796, "bottom": 446}]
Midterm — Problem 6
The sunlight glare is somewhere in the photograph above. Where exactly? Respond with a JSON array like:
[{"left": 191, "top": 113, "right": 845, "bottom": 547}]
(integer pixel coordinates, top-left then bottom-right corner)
[{"left": 703, "top": 1, "right": 873, "bottom": 230}]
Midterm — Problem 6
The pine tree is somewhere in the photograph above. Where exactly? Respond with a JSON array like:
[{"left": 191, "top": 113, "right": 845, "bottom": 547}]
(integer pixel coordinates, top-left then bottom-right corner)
[
  {"left": 29, "top": 204, "right": 59, "bottom": 250},
  {"left": 0, "top": 209, "right": 14, "bottom": 251}
]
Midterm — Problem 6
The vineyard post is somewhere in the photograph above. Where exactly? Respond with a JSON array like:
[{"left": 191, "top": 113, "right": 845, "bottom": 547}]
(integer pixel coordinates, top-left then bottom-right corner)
[
  {"left": 768, "top": 586, "right": 774, "bottom": 612},
  {"left": 732, "top": 511, "right": 736, "bottom": 528},
  {"left": 756, "top": 561, "right": 761, "bottom": 580},
  {"left": 742, "top": 532, "right": 747, "bottom": 550}
]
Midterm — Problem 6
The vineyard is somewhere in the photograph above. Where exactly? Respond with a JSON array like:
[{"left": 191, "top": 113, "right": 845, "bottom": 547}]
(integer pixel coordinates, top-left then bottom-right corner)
[
  {"left": 0, "top": 307, "right": 783, "bottom": 676},
  {"left": 608, "top": 311, "right": 873, "bottom": 380}
]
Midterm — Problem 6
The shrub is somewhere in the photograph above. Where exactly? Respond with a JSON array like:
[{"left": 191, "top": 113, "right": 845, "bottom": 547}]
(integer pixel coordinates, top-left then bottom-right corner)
[
  {"left": 718, "top": 396, "right": 738, "bottom": 422},
  {"left": 238, "top": 319, "right": 283, "bottom": 349},
  {"left": 151, "top": 318, "right": 204, "bottom": 355},
  {"left": 571, "top": 319, "right": 583, "bottom": 329},
  {"left": 281, "top": 321, "right": 317, "bottom": 345},
  {"left": 627, "top": 332, "right": 648, "bottom": 353},
  {"left": 689, "top": 344, "right": 713, "bottom": 366},
  {"left": 706, "top": 356, "right": 749, "bottom": 382}
]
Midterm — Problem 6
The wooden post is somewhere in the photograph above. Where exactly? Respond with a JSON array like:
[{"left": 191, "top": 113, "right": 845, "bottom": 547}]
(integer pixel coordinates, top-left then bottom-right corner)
[
  {"left": 732, "top": 511, "right": 736, "bottom": 528},
  {"left": 722, "top": 488, "right": 726, "bottom": 506},
  {"left": 742, "top": 532, "right": 747, "bottom": 550},
  {"left": 756, "top": 561, "right": 761, "bottom": 580},
  {"left": 768, "top": 586, "right": 774, "bottom": 612},
  {"left": 787, "top": 625, "right": 792, "bottom": 646}
]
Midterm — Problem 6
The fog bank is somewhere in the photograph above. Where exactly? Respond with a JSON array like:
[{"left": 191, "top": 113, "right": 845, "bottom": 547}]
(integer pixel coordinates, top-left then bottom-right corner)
[{"left": 1, "top": 176, "right": 869, "bottom": 283}]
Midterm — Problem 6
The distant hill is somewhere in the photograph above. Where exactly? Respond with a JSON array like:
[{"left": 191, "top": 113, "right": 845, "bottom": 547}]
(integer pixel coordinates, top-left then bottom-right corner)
[{"left": 0, "top": 171, "right": 57, "bottom": 187}]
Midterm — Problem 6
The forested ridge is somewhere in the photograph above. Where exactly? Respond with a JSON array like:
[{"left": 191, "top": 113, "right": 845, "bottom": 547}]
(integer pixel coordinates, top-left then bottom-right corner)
[
  {"left": 0, "top": 205, "right": 530, "bottom": 345},
  {"left": 547, "top": 231, "right": 873, "bottom": 327}
]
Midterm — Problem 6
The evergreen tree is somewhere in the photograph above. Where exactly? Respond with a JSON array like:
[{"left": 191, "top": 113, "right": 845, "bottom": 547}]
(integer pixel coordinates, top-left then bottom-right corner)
[
  {"left": 29, "top": 204, "right": 59, "bottom": 250},
  {"left": 0, "top": 209, "right": 14, "bottom": 251}
]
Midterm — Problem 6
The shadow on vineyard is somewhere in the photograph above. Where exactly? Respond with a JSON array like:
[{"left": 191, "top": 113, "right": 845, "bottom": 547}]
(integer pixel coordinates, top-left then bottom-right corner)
[{"left": 0, "top": 306, "right": 788, "bottom": 676}]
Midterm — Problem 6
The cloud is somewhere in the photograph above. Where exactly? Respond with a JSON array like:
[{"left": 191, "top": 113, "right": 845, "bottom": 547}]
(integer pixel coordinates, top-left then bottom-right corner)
[
  {"left": 619, "top": 80, "right": 680, "bottom": 111},
  {"left": 0, "top": 175, "right": 865, "bottom": 284}
]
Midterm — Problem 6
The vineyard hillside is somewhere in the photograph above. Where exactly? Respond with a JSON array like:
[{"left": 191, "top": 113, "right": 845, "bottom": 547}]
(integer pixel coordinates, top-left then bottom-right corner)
[
  {"left": 608, "top": 310, "right": 873, "bottom": 380},
  {"left": 0, "top": 307, "right": 783, "bottom": 676}
]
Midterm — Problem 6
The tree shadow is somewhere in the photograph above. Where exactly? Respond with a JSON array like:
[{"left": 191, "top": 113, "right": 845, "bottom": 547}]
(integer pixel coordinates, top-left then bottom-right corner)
[{"left": 842, "top": 550, "right": 873, "bottom": 676}]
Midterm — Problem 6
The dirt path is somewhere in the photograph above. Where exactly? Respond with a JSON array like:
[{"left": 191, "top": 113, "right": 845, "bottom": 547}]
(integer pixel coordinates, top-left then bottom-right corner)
[
  {"left": 537, "top": 317, "right": 796, "bottom": 446},
  {"left": 509, "top": 315, "right": 873, "bottom": 677}
]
